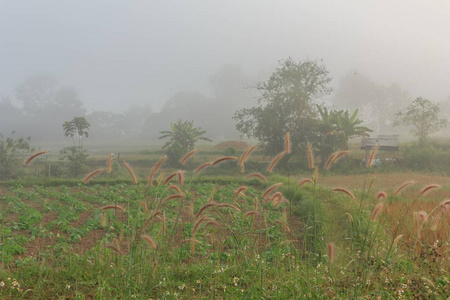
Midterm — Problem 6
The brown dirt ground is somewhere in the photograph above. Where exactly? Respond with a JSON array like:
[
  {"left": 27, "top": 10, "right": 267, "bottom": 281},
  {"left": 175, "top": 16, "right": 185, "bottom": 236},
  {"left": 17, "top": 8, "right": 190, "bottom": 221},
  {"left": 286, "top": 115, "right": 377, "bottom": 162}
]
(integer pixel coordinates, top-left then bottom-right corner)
[{"left": 213, "top": 141, "right": 251, "bottom": 151}]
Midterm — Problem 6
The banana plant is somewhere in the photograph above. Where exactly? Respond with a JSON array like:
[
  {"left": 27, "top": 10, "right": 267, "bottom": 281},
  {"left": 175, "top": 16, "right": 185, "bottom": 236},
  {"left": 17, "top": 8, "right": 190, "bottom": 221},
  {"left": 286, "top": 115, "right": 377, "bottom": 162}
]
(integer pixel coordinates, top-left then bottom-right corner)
[{"left": 159, "top": 120, "right": 212, "bottom": 166}]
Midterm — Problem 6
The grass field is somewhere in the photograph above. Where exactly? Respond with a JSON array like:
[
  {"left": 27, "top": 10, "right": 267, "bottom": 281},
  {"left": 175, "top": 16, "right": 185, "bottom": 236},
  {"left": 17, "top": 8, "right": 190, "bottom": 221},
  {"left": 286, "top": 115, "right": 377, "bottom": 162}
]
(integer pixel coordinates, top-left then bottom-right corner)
[{"left": 1, "top": 147, "right": 449, "bottom": 299}]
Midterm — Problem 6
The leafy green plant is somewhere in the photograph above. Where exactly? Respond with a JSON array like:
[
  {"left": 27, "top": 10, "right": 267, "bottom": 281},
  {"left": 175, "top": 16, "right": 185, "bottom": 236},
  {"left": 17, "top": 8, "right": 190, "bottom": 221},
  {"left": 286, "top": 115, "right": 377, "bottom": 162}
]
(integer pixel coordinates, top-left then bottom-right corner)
[
  {"left": 60, "top": 116, "right": 90, "bottom": 176},
  {"left": 0, "top": 133, "right": 33, "bottom": 179},
  {"left": 316, "top": 106, "right": 372, "bottom": 162},
  {"left": 159, "top": 120, "right": 212, "bottom": 167}
]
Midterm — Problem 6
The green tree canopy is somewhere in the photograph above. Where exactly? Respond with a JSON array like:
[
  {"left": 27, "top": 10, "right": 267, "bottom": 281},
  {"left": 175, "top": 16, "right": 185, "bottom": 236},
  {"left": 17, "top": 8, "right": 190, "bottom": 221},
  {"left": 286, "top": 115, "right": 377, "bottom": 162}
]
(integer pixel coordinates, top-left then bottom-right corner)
[
  {"left": 63, "top": 116, "right": 91, "bottom": 148},
  {"left": 234, "top": 58, "right": 332, "bottom": 155},
  {"left": 394, "top": 97, "right": 448, "bottom": 148}
]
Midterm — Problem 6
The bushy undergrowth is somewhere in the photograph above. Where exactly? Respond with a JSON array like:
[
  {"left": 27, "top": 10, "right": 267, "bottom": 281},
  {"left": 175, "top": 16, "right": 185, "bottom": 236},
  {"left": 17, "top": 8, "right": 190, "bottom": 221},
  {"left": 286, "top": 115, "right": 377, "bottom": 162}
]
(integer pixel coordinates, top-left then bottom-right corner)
[{"left": 400, "top": 143, "right": 450, "bottom": 173}]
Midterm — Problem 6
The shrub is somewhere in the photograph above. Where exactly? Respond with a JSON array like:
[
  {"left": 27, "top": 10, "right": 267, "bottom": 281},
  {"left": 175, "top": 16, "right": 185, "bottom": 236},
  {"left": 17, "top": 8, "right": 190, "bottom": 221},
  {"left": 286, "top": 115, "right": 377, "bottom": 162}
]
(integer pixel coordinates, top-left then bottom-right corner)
[{"left": 0, "top": 133, "right": 33, "bottom": 179}]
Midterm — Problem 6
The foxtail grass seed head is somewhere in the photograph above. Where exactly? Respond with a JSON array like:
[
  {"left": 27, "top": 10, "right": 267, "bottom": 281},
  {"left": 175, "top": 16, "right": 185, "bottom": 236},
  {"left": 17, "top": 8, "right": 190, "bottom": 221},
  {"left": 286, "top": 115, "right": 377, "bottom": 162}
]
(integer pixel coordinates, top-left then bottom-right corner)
[
  {"left": 420, "top": 184, "right": 440, "bottom": 196},
  {"left": 83, "top": 168, "right": 105, "bottom": 184},
  {"left": 162, "top": 193, "right": 184, "bottom": 204},
  {"left": 324, "top": 150, "right": 351, "bottom": 170},
  {"left": 140, "top": 201, "right": 148, "bottom": 212},
  {"left": 394, "top": 181, "right": 416, "bottom": 195},
  {"left": 25, "top": 150, "right": 49, "bottom": 166},
  {"left": 238, "top": 144, "right": 259, "bottom": 173},
  {"left": 262, "top": 183, "right": 283, "bottom": 198},
  {"left": 307, "top": 142, "right": 314, "bottom": 169},
  {"left": 324, "top": 151, "right": 338, "bottom": 170},
  {"left": 156, "top": 171, "right": 166, "bottom": 187},
  {"left": 313, "top": 166, "right": 319, "bottom": 184},
  {"left": 234, "top": 186, "right": 247, "bottom": 203},
  {"left": 107, "top": 152, "right": 112, "bottom": 173},
  {"left": 417, "top": 210, "right": 428, "bottom": 223},
  {"left": 180, "top": 149, "right": 199, "bottom": 165},
  {"left": 430, "top": 212, "right": 443, "bottom": 231},
  {"left": 285, "top": 132, "right": 291, "bottom": 154},
  {"left": 393, "top": 234, "right": 404, "bottom": 248},
  {"left": 193, "top": 216, "right": 214, "bottom": 235},
  {"left": 366, "top": 144, "right": 379, "bottom": 167},
  {"left": 267, "top": 151, "right": 285, "bottom": 173},
  {"left": 101, "top": 205, "right": 126, "bottom": 212},
  {"left": 271, "top": 192, "right": 283, "bottom": 203},
  {"left": 370, "top": 203, "right": 384, "bottom": 221},
  {"left": 194, "top": 162, "right": 212, "bottom": 174},
  {"left": 149, "top": 155, "right": 167, "bottom": 186},
  {"left": 345, "top": 212, "right": 354, "bottom": 226},
  {"left": 101, "top": 211, "right": 106, "bottom": 226},
  {"left": 204, "top": 221, "right": 220, "bottom": 230},
  {"left": 195, "top": 203, "right": 215, "bottom": 219},
  {"left": 212, "top": 156, "right": 237, "bottom": 165},
  {"left": 298, "top": 178, "right": 313, "bottom": 187},
  {"left": 243, "top": 210, "right": 258, "bottom": 218},
  {"left": 168, "top": 184, "right": 182, "bottom": 195},
  {"left": 123, "top": 161, "right": 138, "bottom": 184},
  {"left": 106, "top": 245, "right": 123, "bottom": 256},
  {"left": 177, "top": 170, "right": 185, "bottom": 186},
  {"left": 332, "top": 187, "right": 356, "bottom": 200},
  {"left": 440, "top": 199, "right": 450, "bottom": 212},
  {"left": 163, "top": 172, "right": 178, "bottom": 185},
  {"left": 245, "top": 173, "right": 267, "bottom": 182},
  {"left": 215, "top": 203, "right": 241, "bottom": 212},
  {"left": 328, "top": 242, "right": 335, "bottom": 263},
  {"left": 141, "top": 235, "right": 157, "bottom": 249},
  {"left": 376, "top": 191, "right": 387, "bottom": 200},
  {"left": 162, "top": 211, "right": 166, "bottom": 236},
  {"left": 333, "top": 150, "right": 351, "bottom": 163}
]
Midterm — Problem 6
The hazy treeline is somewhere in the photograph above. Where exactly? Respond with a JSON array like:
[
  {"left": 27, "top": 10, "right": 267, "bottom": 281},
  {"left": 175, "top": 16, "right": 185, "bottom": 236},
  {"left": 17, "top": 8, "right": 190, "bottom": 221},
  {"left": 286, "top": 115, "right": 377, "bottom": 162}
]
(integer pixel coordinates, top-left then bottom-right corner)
[{"left": 1, "top": 67, "right": 449, "bottom": 144}]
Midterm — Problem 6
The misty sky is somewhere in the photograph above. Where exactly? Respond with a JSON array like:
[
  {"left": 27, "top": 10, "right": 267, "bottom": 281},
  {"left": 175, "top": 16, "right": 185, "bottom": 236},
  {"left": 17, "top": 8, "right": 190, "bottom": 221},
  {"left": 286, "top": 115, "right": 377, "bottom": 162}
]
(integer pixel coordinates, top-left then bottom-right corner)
[{"left": 1, "top": 0, "right": 449, "bottom": 112}]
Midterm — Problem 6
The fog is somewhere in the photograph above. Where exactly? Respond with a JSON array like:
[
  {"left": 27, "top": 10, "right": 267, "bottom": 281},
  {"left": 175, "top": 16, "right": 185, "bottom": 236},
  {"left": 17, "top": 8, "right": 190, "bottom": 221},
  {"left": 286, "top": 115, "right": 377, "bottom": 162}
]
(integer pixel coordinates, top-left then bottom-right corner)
[{"left": 1, "top": 0, "right": 449, "bottom": 142}]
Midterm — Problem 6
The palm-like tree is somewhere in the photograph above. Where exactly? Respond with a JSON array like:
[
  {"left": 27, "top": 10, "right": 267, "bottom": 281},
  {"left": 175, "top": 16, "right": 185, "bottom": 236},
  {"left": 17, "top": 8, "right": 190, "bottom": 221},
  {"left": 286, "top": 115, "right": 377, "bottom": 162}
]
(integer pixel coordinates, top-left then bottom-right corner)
[
  {"left": 159, "top": 120, "right": 212, "bottom": 166},
  {"left": 317, "top": 106, "right": 372, "bottom": 162}
]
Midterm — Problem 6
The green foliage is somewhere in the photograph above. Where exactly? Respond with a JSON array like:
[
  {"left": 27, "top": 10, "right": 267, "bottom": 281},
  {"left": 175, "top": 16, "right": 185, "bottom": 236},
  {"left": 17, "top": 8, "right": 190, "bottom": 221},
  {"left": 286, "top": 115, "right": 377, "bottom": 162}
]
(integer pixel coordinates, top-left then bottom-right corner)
[
  {"left": 62, "top": 116, "right": 91, "bottom": 148},
  {"left": 394, "top": 97, "right": 448, "bottom": 148},
  {"left": 159, "top": 120, "right": 212, "bottom": 166},
  {"left": 400, "top": 143, "right": 450, "bottom": 173},
  {"left": 59, "top": 146, "right": 88, "bottom": 177},
  {"left": 0, "top": 133, "right": 32, "bottom": 179},
  {"left": 61, "top": 116, "right": 91, "bottom": 177},
  {"left": 316, "top": 106, "right": 372, "bottom": 161},
  {"left": 234, "top": 58, "right": 332, "bottom": 156}
]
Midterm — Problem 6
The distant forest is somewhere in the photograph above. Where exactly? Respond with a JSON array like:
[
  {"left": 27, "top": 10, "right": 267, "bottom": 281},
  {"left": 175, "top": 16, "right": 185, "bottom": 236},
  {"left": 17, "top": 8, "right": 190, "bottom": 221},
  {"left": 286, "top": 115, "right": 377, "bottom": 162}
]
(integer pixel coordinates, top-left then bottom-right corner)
[{"left": 1, "top": 66, "right": 448, "bottom": 144}]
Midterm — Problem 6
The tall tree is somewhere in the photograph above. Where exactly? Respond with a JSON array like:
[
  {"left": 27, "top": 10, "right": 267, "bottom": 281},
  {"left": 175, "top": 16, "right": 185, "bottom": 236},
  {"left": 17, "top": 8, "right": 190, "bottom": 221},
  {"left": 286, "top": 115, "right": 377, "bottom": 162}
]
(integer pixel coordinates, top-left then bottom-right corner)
[
  {"left": 333, "top": 72, "right": 410, "bottom": 132},
  {"left": 62, "top": 116, "right": 91, "bottom": 148},
  {"left": 61, "top": 117, "right": 91, "bottom": 176},
  {"left": 15, "top": 73, "right": 57, "bottom": 115},
  {"left": 234, "top": 58, "right": 332, "bottom": 155},
  {"left": 394, "top": 97, "right": 448, "bottom": 147}
]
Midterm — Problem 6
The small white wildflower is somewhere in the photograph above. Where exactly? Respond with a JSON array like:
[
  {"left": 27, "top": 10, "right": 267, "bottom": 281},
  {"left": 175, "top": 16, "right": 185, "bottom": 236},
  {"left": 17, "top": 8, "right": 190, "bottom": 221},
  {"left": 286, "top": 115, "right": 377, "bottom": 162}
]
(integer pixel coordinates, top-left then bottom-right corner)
[{"left": 0, "top": 281, "right": 5, "bottom": 287}]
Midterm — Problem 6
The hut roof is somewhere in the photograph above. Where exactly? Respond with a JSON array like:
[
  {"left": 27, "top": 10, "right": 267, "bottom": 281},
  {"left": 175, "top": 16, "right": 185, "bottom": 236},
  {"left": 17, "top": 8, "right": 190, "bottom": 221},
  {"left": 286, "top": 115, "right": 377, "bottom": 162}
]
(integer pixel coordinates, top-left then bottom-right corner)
[{"left": 360, "top": 135, "right": 399, "bottom": 151}]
